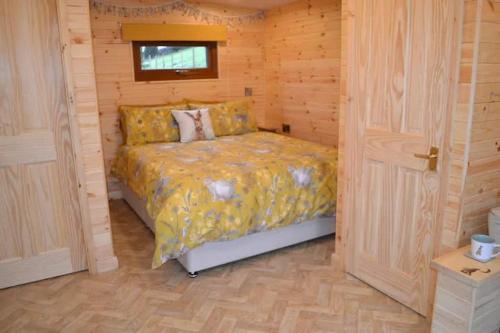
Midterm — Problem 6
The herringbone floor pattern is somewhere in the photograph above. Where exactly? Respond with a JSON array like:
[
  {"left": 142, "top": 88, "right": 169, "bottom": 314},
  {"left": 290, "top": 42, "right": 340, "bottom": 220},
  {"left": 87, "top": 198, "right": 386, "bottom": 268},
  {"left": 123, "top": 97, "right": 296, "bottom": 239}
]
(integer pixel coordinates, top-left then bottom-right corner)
[{"left": 0, "top": 200, "right": 429, "bottom": 332}]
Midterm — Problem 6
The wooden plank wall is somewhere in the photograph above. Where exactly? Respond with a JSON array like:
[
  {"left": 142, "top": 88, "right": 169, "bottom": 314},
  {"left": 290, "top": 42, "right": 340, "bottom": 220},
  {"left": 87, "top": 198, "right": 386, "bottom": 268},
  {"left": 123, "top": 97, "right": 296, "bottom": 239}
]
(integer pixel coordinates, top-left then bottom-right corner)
[
  {"left": 58, "top": 0, "right": 118, "bottom": 273},
  {"left": 90, "top": 3, "right": 266, "bottom": 195},
  {"left": 440, "top": 0, "right": 477, "bottom": 251},
  {"left": 440, "top": 0, "right": 500, "bottom": 250},
  {"left": 264, "top": 0, "right": 341, "bottom": 146},
  {"left": 334, "top": 0, "right": 354, "bottom": 270},
  {"left": 460, "top": 0, "right": 500, "bottom": 244}
]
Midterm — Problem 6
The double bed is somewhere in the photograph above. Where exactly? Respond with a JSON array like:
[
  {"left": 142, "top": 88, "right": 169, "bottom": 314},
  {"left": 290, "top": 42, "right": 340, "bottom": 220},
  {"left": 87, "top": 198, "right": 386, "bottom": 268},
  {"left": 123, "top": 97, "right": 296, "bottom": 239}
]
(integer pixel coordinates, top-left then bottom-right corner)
[{"left": 113, "top": 131, "right": 337, "bottom": 276}]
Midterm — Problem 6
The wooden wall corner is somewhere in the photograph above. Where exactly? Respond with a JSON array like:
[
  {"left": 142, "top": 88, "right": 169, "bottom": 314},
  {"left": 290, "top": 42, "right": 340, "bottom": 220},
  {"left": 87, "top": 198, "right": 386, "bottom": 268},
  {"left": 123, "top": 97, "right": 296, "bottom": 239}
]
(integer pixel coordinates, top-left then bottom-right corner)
[{"left": 57, "top": 0, "right": 118, "bottom": 274}]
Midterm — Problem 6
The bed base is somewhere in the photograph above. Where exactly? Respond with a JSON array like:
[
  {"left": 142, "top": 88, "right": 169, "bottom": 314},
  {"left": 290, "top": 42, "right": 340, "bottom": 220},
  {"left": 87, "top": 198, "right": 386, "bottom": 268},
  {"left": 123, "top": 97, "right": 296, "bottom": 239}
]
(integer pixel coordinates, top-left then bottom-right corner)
[{"left": 120, "top": 183, "right": 336, "bottom": 276}]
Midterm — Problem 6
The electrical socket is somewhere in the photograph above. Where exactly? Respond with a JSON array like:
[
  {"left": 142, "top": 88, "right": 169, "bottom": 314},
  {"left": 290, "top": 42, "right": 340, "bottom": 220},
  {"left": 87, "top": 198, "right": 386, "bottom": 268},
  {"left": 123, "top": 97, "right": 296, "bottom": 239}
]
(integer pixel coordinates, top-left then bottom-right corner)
[
  {"left": 244, "top": 87, "right": 253, "bottom": 96},
  {"left": 282, "top": 124, "right": 291, "bottom": 133}
]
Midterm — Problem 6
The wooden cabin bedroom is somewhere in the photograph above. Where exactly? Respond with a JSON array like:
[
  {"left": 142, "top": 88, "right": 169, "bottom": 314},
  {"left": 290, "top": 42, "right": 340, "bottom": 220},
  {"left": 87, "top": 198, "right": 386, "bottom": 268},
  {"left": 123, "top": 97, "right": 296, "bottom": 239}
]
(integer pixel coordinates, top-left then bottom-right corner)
[{"left": 1, "top": 0, "right": 500, "bottom": 331}]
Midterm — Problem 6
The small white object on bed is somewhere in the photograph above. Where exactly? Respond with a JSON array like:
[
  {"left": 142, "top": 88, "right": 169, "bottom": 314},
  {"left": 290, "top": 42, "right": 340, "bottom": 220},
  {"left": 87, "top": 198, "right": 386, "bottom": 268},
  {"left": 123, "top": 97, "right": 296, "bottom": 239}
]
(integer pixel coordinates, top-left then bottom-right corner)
[{"left": 120, "top": 183, "right": 335, "bottom": 276}]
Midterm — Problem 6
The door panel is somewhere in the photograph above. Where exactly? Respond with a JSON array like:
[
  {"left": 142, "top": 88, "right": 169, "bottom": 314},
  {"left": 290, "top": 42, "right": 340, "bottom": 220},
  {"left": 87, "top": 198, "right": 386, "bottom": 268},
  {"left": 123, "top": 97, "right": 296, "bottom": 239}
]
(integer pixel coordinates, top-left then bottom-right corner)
[
  {"left": 346, "top": 0, "right": 460, "bottom": 314},
  {"left": 0, "top": 0, "right": 86, "bottom": 288}
]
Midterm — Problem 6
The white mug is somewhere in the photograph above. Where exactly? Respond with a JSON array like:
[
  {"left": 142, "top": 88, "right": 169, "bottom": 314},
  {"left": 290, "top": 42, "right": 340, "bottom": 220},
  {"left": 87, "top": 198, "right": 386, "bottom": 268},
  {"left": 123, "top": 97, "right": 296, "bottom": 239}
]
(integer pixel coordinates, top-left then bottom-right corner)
[{"left": 471, "top": 234, "right": 500, "bottom": 261}]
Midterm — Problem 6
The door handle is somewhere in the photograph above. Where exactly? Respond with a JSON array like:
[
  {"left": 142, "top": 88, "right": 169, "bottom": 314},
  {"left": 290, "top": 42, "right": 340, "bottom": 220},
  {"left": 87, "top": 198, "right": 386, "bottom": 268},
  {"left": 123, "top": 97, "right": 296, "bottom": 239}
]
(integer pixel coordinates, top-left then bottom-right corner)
[{"left": 414, "top": 146, "right": 439, "bottom": 171}]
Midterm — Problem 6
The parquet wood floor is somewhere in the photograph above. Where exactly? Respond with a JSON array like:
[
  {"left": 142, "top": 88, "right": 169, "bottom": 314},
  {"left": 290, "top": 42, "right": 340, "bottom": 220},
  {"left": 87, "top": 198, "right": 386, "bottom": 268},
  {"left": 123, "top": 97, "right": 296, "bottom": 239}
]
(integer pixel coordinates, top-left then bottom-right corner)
[{"left": 0, "top": 200, "right": 430, "bottom": 332}]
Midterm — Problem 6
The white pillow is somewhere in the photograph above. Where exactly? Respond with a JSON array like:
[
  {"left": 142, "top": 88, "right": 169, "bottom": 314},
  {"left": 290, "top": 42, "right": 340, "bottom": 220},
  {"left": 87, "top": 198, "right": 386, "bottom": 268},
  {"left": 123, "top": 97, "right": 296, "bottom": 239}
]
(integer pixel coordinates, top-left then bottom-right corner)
[{"left": 171, "top": 108, "right": 215, "bottom": 143}]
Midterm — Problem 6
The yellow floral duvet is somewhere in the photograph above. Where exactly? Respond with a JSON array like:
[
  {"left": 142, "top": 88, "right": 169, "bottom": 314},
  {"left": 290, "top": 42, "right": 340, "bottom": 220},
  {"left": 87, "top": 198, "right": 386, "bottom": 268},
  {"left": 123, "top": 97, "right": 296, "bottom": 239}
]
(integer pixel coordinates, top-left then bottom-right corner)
[{"left": 113, "top": 132, "right": 337, "bottom": 268}]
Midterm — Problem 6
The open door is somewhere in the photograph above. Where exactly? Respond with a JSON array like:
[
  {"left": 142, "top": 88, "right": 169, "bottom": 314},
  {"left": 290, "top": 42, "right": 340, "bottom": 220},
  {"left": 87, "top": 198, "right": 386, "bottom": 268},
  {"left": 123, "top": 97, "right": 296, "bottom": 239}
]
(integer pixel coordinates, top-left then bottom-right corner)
[
  {"left": 0, "top": 0, "right": 87, "bottom": 288},
  {"left": 341, "top": 0, "right": 462, "bottom": 315}
]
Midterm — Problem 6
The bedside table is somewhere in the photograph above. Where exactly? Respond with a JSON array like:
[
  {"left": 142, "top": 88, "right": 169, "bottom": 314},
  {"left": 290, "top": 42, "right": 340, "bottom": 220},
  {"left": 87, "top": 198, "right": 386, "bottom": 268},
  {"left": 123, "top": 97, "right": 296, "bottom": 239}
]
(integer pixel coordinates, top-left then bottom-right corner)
[{"left": 431, "top": 245, "right": 500, "bottom": 333}]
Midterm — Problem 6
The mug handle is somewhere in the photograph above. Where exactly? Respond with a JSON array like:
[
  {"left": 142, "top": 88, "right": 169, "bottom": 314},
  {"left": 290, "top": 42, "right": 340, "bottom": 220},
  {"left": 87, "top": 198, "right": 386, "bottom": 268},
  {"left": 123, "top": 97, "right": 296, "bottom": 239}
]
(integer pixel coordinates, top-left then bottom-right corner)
[{"left": 493, "top": 244, "right": 500, "bottom": 258}]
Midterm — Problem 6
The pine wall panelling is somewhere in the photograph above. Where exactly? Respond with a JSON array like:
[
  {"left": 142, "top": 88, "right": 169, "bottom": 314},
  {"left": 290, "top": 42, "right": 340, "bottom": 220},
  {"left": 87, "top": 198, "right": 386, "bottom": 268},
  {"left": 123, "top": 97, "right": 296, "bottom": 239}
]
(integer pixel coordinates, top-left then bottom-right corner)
[
  {"left": 90, "top": 0, "right": 342, "bottom": 195},
  {"left": 460, "top": 0, "right": 500, "bottom": 244},
  {"left": 90, "top": 4, "right": 267, "bottom": 195},
  {"left": 333, "top": 0, "right": 353, "bottom": 271},
  {"left": 264, "top": 0, "right": 341, "bottom": 146},
  {"left": 438, "top": 0, "right": 476, "bottom": 252},
  {"left": 440, "top": 0, "right": 500, "bottom": 251},
  {"left": 57, "top": 0, "right": 118, "bottom": 273}
]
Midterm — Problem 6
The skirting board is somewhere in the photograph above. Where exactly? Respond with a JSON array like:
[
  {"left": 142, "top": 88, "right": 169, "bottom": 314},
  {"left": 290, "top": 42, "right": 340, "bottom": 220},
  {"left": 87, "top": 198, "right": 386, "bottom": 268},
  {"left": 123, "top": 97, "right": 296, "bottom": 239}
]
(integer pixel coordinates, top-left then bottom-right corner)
[{"left": 120, "top": 182, "right": 336, "bottom": 274}]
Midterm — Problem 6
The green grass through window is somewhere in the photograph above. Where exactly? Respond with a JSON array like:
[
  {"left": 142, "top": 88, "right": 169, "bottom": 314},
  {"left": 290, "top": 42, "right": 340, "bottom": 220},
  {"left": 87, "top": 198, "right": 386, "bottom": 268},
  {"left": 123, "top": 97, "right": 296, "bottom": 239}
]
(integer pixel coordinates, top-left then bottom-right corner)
[{"left": 140, "top": 46, "right": 208, "bottom": 70}]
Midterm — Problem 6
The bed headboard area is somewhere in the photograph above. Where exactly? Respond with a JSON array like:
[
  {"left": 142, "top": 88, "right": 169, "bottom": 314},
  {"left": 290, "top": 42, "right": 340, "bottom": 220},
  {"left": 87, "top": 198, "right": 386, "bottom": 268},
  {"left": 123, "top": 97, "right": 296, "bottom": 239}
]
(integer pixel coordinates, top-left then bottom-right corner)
[{"left": 90, "top": 0, "right": 341, "bottom": 196}]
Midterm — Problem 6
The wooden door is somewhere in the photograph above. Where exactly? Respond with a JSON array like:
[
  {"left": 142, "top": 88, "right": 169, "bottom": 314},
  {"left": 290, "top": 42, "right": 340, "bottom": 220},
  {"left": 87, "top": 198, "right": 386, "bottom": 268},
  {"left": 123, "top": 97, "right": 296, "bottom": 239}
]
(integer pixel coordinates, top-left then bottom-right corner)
[
  {"left": 0, "top": 0, "right": 87, "bottom": 288},
  {"left": 342, "top": 0, "right": 461, "bottom": 315}
]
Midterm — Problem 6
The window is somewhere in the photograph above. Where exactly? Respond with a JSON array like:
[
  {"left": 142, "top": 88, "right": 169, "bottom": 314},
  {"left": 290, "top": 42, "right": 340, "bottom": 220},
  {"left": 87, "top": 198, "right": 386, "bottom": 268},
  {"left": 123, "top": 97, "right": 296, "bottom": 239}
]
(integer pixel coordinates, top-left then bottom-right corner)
[{"left": 132, "top": 41, "right": 218, "bottom": 81}]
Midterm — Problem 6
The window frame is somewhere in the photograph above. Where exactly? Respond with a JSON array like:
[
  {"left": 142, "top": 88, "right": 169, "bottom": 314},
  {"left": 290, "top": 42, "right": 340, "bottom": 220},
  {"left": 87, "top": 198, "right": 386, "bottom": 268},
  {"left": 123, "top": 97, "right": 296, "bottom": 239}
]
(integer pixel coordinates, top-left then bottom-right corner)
[{"left": 132, "top": 41, "right": 218, "bottom": 82}]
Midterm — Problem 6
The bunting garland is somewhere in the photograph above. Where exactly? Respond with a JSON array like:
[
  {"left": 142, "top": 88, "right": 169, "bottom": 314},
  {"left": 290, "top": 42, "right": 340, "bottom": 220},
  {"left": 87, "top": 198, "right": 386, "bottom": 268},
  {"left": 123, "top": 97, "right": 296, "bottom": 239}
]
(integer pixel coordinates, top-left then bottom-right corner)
[{"left": 90, "top": 0, "right": 265, "bottom": 25}]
